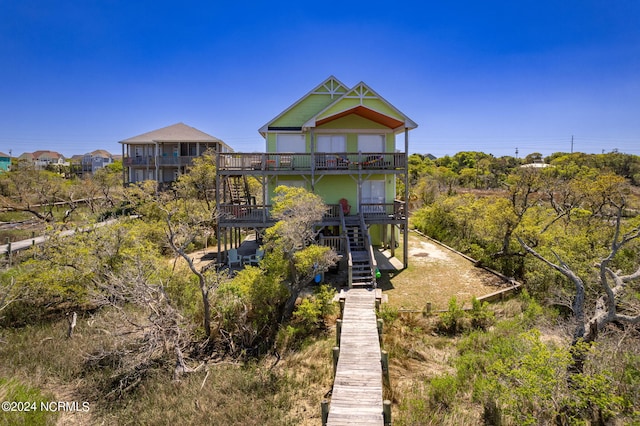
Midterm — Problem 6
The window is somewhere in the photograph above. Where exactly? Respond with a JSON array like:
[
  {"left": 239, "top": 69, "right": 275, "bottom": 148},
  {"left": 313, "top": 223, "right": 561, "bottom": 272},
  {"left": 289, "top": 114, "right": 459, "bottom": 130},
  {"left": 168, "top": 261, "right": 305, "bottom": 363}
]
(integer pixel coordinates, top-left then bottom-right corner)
[
  {"left": 276, "top": 134, "right": 306, "bottom": 153},
  {"left": 357, "top": 134, "right": 384, "bottom": 153},
  {"left": 317, "top": 135, "right": 346, "bottom": 153}
]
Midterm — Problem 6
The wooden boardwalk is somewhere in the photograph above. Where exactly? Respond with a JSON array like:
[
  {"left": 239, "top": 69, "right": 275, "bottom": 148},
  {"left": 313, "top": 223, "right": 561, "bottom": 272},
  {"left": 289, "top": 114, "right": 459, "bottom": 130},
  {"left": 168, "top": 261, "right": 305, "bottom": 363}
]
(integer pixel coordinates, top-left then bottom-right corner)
[{"left": 327, "top": 288, "right": 384, "bottom": 425}]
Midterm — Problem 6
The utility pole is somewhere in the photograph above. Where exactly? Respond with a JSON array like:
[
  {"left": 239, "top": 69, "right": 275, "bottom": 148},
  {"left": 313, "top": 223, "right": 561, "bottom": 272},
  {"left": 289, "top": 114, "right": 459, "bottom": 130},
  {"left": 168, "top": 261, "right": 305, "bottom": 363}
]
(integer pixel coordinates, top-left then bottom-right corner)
[
  {"left": 515, "top": 147, "right": 519, "bottom": 159},
  {"left": 571, "top": 135, "right": 574, "bottom": 153}
]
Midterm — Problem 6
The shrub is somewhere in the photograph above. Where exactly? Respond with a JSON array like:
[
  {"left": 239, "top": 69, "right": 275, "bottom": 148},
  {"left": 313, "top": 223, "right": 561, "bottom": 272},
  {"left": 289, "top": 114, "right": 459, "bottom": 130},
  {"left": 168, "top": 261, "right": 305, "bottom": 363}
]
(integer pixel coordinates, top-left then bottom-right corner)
[
  {"left": 437, "top": 297, "right": 467, "bottom": 335},
  {"left": 469, "top": 297, "right": 495, "bottom": 330},
  {"left": 282, "top": 285, "right": 337, "bottom": 349},
  {"left": 377, "top": 303, "right": 399, "bottom": 326},
  {"left": 429, "top": 374, "right": 458, "bottom": 410}
]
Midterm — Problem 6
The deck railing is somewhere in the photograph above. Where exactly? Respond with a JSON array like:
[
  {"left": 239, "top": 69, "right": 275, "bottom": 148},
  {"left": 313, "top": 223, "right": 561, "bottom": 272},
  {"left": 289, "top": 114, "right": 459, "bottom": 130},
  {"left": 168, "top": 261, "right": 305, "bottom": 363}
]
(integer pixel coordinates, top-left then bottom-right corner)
[
  {"left": 123, "top": 156, "right": 155, "bottom": 166},
  {"left": 124, "top": 155, "right": 199, "bottom": 167},
  {"left": 360, "top": 213, "right": 378, "bottom": 288},
  {"left": 218, "top": 201, "right": 406, "bottom": 224},
  {"left": 339, "top": 207, "right": 353, "bottom": 288},
  {"left": 360, "top": 200, "right": 406, "bottom": 219},
  {"left": 319, "top": 235, "right": 344, "bottom": 254},
  {"left": 218, "top": 152, "right": 406, "bottom": 172}
]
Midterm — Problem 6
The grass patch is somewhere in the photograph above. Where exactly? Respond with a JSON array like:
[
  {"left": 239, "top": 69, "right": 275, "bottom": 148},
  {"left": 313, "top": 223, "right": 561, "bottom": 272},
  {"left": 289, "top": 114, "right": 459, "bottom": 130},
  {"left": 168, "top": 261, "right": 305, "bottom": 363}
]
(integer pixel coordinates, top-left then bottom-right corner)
[{"left": 0, "top": 378, "right": 59, "bottom": 425}]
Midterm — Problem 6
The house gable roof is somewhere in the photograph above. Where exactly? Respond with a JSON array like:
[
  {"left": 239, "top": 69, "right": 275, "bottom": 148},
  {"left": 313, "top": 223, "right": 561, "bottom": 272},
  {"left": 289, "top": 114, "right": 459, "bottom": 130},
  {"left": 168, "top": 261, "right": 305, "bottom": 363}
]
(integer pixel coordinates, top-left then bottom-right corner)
[
  {"left": 87, "top": 149, "right": 113, "bottom": 158},
  {"left": 120, "top": 123, "right": 225, "bottom": 144},
  {"left": 304, "top": 82, "right": 418, "bottom": 132},
  {"left": 259, "top": 77, "right": 417, "bottom": 136},
  {"left": 30, "top": 150, "right": 64, "bottom": 160},
  {"left": 0, "top": 152, "right": 10, "bottom": 158},
  {"left": 258, "top": 76, "right": 349, "bottom": 136}
]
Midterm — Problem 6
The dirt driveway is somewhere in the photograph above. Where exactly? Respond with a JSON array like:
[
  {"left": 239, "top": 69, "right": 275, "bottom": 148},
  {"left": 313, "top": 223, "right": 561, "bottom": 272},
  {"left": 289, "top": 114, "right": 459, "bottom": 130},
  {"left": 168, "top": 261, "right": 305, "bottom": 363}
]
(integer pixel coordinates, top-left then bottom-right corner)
[{"left": 380, "top": 232, "right": 507, "bottom": 311}]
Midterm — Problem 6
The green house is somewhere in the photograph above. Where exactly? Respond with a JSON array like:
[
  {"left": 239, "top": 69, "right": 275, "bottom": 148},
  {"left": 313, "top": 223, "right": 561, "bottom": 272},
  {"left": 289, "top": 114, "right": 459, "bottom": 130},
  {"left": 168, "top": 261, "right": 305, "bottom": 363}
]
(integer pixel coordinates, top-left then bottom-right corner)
[
  {"left": 216, "top": 76, "right": 417, "bottom": 283},
  {"left": 0, "top": 152, "right": 11, "bottom": 172}
]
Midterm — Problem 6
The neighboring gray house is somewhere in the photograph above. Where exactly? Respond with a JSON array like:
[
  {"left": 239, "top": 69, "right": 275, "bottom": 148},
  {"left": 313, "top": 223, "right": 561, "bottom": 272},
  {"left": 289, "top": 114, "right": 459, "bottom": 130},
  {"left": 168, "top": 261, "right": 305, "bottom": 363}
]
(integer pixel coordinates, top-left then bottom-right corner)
[
  {"left": 119, "top": 123, "right": 232, "bottom": 185},
  {"left": 82, "top": 149, "right": 114, "bottom": 174}
]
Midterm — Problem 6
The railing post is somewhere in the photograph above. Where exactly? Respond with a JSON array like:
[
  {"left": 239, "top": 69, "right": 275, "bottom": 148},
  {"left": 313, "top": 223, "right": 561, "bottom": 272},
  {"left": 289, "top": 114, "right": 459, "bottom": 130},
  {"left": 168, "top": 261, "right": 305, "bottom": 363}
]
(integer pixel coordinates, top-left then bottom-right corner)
[
  {"left": 383, "top": 400, "right": 392, "bottom": 426},
  {"left": 336, "top": 319, "right": 342, "bottom": 346},
  {"left": 332, "top": 347, "right": 340, "bottom": 377},
  {"left": 423, "top": 301, "right": 432, "bottom": 316},
  {"left": 377, "top": 318, "right": 384, "bottom": 346},
  {"left": 321, "top": 399, "right": 330, "bottom": 426},
  {"left": 381, "top": 350, "right": 390, "bottom": 388}
]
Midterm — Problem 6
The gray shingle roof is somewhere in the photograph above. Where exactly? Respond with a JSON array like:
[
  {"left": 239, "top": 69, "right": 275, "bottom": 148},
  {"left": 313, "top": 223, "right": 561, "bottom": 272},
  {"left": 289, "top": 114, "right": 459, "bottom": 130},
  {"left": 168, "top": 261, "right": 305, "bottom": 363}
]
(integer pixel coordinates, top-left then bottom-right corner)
[{"left": 119, "top": 122, "right": 224, "bottom": 144}]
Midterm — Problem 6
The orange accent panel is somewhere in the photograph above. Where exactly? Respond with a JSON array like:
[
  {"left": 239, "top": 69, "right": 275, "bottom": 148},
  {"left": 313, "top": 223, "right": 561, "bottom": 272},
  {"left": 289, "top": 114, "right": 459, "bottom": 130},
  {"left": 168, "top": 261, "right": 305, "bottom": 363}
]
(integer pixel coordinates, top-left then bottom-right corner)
[{"left": 316, "top": 105, "right": 404, "bottom": 129}]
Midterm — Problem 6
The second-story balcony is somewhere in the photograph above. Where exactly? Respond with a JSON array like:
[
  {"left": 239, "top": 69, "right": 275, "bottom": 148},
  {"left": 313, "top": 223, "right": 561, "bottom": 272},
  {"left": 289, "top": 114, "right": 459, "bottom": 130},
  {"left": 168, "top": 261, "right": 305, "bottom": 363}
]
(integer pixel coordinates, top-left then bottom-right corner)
[
  {"left": 217, "top": 152, "right": 406, "bottom": 174},
  {"left": 123, "top": 156, "right": 155, "bottom": 166},
  {"left": 218, "top": 200, "right": 406, "bottom": 226},
  {"left": 124, "top": 155, "right": 200, "bottom": 167}
]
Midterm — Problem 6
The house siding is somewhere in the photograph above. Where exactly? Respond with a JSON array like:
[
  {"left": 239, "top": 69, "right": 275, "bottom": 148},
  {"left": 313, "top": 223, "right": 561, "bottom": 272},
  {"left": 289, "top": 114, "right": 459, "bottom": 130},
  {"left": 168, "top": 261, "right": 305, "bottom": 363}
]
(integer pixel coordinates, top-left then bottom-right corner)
[{"left": 271, "top": 94, "right": 337, "bottom": 128}]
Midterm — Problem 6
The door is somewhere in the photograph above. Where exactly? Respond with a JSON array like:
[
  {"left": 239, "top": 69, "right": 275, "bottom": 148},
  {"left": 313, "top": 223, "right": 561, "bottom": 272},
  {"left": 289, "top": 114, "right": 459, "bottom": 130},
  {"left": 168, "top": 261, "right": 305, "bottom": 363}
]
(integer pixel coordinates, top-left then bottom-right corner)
[{"left": 361, "top": 180, "right": 385, "bottom": 214}]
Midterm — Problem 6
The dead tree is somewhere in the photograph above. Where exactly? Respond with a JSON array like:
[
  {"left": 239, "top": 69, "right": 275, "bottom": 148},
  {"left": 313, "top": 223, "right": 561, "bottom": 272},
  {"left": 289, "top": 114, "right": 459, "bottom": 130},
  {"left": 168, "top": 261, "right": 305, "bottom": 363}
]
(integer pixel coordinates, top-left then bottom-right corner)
[
  {"left": 517, "top": 207, "right": 640, "bottom": 372},
  {"left": 88, "top": 259, "right": 201, "bottom": 394}
]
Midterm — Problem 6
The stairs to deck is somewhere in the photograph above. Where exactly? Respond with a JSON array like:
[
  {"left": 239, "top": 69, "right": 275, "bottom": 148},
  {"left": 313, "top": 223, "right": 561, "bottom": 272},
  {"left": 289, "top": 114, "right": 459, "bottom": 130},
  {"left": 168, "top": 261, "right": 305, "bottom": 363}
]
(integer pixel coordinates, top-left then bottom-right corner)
[
  {"left": 225, "top": 176, "right": 251, "bottom": 204},
  {"left": 345, "top": 216, "right": 374, "bottom": 287}
]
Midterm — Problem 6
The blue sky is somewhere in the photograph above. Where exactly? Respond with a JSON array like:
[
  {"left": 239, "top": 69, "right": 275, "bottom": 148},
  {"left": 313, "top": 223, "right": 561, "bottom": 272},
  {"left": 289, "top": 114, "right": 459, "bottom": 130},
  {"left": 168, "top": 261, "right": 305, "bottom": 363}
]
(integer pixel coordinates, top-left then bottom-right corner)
[{"left": 1, "top": 0, "right": 639, "bottom": 158}]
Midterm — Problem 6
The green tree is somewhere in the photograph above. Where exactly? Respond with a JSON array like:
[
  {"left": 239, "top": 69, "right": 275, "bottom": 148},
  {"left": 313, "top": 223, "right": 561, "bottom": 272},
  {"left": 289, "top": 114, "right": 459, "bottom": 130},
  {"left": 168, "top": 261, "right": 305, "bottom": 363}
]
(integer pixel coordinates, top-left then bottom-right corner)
[{"left": 265, "top": 186, "right": 338, "bottom": 320}]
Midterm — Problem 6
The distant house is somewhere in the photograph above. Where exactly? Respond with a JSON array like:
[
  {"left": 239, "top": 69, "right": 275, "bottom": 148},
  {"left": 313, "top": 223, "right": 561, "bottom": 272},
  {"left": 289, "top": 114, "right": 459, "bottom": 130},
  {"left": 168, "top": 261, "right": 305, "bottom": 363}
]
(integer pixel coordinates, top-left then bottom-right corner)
[
  {"left": 119, "top": 122, "right": 233, "bottom": 185},
  {"left": 520, "top": 160, "right": 550, "bottom": 169},
  {"left": 82, "top": 149, "right": 114, "bottom": 174},
  {"left": 0, "top": 151, "right": 11, "bottom": 172},
  {"left": 18, "top": 150, "right": 67, "bottom": 169}
]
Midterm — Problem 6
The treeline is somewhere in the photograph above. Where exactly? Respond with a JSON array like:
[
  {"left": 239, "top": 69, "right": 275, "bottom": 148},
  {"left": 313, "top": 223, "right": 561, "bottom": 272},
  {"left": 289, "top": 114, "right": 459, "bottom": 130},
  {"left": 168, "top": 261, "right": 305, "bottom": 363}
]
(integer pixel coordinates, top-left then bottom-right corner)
[
  {"left": 406, "top": 151, "right": 640, "bottom": 204},
  {"left": 0, "top": 155, "right": 339, "bottom": 423},
  {"left": 406, "top": 151, "right": 640, "bottom": 424}
]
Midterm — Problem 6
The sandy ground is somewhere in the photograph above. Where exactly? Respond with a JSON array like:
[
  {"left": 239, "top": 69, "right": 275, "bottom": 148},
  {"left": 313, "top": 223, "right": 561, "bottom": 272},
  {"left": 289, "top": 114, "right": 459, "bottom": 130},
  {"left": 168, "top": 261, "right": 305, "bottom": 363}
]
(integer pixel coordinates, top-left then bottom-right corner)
[
  {"left": 380, "top": 233, "right": 507, "bottom": 311},
  {"left": 177, "top": 232, "right": 507, "bottom": 312}
]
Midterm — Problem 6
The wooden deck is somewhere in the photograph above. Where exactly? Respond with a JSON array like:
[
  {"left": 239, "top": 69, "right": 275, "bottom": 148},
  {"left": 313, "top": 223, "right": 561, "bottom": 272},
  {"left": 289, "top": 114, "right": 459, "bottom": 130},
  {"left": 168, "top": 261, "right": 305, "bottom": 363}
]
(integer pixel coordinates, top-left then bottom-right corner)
[{"left": 327, "top": 288, "right": 384, "bottom": 425}]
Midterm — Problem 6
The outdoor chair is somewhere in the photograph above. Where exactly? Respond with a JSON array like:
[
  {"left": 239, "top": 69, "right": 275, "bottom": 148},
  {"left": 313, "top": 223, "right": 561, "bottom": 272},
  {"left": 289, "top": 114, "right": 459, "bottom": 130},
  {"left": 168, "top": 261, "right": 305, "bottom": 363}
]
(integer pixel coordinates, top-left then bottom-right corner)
[
  {"left": 339, "top": 198, "right": 351, "bottom": 215},
  {"left": 227, "top": 248, "right": 242, "bottom": 268},
  {"left": 280, "top": 154, "right": 293, "bottom": 169},
  {"left": 247, "top": 249, "right": 264, "bottom": 266}
]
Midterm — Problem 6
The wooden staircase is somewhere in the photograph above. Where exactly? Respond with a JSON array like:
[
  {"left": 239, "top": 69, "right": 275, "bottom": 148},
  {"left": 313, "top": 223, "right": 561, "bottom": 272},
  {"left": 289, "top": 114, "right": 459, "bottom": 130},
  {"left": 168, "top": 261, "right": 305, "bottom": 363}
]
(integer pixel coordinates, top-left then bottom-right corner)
[
  {"left": 345, "top": 216, "right": 375, "bottom": 287},
  {"left": 224, "top": 175, "right": 251, "bottom": 205}
]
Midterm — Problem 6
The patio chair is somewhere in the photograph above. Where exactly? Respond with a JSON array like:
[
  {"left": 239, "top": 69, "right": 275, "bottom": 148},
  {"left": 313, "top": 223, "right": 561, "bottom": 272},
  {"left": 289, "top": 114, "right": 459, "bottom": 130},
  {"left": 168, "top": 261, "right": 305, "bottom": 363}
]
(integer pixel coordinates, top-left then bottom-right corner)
[
  {"left": 227, "top": 249, "right": 242, "bottom": 268},
  {"left": 248, "top": 249, "right": 264, "bottom": 266},
  {"left": 339, "top": 198, "right": 351, "bottom": 215},
  {"left": 280, "top": 154, "right": 293, "bottom": 169}
]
